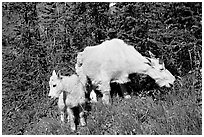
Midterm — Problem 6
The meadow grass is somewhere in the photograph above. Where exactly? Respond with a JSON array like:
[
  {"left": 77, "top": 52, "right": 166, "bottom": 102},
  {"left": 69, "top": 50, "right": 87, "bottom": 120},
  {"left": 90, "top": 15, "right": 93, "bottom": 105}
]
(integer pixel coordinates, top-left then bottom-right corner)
[{"left": 26, "top": 70, "right": 202, "bottom": 135}]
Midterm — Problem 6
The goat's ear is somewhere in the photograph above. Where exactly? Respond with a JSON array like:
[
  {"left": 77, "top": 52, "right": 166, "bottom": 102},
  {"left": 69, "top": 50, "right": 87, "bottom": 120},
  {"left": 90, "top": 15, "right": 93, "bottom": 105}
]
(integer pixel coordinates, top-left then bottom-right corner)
[
  {"left": 148, "top": 51, "right": 156, "bottom": 58},
  {"left": 52, "top": 70, "right": 57, "bottom": 77},
  {"left": 57, "top": 70, "right": 62, "bottom": 79}
]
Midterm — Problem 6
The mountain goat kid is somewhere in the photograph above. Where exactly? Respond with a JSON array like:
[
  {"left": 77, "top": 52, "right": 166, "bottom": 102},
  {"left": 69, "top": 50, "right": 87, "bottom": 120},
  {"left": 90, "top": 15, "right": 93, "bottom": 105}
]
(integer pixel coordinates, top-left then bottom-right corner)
[{"left": 48, "top": 70, "right": 87, "bottom": 131}]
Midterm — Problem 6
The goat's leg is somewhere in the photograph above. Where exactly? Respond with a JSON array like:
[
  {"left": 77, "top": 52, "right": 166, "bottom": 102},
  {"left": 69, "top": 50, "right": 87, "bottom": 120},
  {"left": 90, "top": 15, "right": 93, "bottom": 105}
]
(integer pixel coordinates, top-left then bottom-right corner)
[
  {"left": 60, "top": 111, "right": 65, "bottom": 123},
  {"left": 86, "top": 78, "right": 97, "bottom": 103},
  {"left": 67, "top": 107, "right": 76, "bottom": 131},
  {"left": 99, "top": 81, "right": 111, "bottom": 105},
  {"left": 58, "top": 93, "right": 66, "bottom": 123},
  {"left": 102, "top": 91, "right": 111, "bottom": 105},
  {"left": 90, "top": 90, "right": 97, "bottom": 103},
  {"left": 119, "top": 84, "right": 131, "bottom": 99},
  {"left": 79, "top": 110, "right": 86, "bottom": 126}
]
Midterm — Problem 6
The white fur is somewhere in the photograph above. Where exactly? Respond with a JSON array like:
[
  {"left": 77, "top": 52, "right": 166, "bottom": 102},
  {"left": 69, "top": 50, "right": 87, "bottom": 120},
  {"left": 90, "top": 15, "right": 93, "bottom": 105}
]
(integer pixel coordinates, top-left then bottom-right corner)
[
  {"left": 75, "top": 39, "right": 175, "bottom": 104},
  {"left": 48, "top": 71, "right": 86, "bottom": 131}
]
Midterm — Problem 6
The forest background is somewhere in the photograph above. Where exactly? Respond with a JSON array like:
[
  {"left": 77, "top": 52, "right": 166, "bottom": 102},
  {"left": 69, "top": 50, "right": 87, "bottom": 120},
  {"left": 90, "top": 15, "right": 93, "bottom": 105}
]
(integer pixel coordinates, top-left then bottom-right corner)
[{"left": 2, "top": 2, "right": 202, "bottom": 135}]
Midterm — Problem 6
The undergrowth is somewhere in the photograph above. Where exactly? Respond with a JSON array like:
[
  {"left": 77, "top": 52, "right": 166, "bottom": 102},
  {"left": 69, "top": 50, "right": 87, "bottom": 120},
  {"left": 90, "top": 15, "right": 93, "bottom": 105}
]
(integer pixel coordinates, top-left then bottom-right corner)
[{"left": 23, "top": 71, "right": 201, "bottom": 135}]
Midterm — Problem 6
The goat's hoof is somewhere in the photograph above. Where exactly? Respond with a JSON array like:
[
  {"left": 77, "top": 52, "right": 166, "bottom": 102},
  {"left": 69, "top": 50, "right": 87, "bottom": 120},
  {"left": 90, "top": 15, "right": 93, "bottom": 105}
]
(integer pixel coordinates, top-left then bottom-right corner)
[
  {"left": 102, "top": 96, "right": 111, "bottom": 105},
  {"left": 81, "top": 122, "right": 86, "bottom": 127},
  {"left": 60, "top": 119, "right": 65, "bottom": 124},
  {"left": 102, "top": 100, "right": 110, "bottom": 105},
  {"left": 90, "top": 99, "right": 97, "bottom": 103},
  {"left": 80, "top": 120, "right": 86, "bottom": 127},
  {"left": 124, "top": 95, "right": 131, "bottom": 99},
  {"left": 70, "top": 126, "right": 76, "bottom": 131}
]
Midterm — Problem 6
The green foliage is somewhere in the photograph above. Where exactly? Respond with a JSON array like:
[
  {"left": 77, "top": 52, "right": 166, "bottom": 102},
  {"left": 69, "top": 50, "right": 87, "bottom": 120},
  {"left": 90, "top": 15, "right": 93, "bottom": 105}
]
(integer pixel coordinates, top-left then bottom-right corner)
[
  {"left": 108, "top": 2, "right": 202, "bottom": 75},
  {"left": 2, "top": 2, "right": 202, "bottom": 135},
  {"left": 23, "top": 71, "right": 202, "bottom": 135}
]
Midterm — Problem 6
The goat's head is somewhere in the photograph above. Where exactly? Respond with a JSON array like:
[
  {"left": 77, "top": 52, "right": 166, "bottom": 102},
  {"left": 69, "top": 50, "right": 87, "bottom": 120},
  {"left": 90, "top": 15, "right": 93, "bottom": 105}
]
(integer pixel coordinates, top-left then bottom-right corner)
[
  {"left": 145, "top": 52, "right": 175, "bottom": 87},
  {"left": 48, "top": 70, "right": 63, "bottom": 98}
]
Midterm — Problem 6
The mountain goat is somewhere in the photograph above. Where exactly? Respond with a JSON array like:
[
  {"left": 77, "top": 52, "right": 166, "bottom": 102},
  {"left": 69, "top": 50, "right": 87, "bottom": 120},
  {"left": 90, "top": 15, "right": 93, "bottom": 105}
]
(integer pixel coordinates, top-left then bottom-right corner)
[
  {"left": 48, "top": 70, "right": 87, "bottom": 131},
  {"left": 75, "top": 38, "right": 175, "bottom": 104}
]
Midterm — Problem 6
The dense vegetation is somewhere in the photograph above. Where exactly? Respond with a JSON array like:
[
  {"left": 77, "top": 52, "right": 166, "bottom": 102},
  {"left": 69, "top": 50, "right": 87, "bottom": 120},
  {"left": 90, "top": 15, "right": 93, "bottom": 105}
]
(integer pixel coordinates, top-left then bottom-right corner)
[{"left": 2, "top": 2, "right": 202, "bottom": 135}]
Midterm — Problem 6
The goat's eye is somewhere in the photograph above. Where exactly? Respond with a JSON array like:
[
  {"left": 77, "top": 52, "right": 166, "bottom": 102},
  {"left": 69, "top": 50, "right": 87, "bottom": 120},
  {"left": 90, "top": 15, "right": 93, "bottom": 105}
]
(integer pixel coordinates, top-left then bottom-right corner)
[
  {"left": 53, "top": 84, "right": 56, "bottom": 87},
  {"left": 160, "top": 68, "right": 165, "bottom": 71}
]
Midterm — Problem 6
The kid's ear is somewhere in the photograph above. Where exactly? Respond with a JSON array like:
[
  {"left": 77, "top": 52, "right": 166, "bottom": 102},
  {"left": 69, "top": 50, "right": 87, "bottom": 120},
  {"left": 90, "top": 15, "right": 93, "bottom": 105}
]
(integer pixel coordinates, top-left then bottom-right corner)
[
  {"left": 148, "top": 51, "right": 156, "bottom": 58},
  {"left": 159, "top": 58, "right": 164, "bottom": 64},
  {"left": 52, "top": 70, "right": 57, "bottom": 77},
  {"left": 57, "top": 70, "right": 62, "bottom": 79}
]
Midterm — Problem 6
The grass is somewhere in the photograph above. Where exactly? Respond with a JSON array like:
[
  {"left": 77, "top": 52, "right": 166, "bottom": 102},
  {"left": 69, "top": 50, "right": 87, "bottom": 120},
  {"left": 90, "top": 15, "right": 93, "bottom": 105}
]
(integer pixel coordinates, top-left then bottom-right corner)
[{"left": 22, "top": 70, "right": 202, "bottom": 135}]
